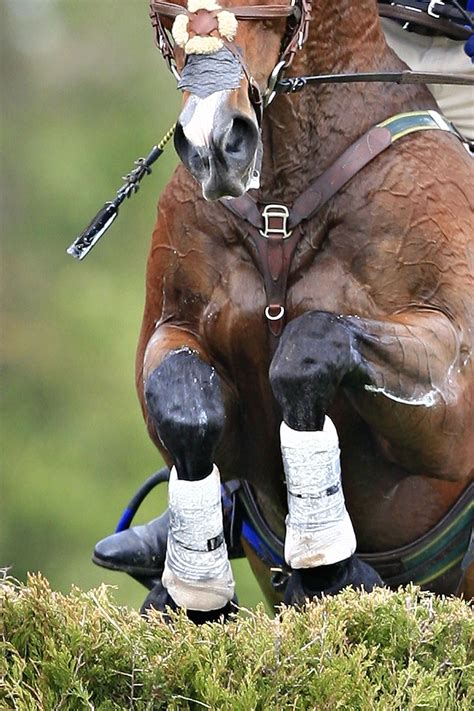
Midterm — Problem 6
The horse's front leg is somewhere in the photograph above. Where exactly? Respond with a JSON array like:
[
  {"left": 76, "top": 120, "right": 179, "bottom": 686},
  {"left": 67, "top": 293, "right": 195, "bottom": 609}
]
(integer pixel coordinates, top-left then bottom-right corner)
[
  {"left": 269, "top": 311, "right": 384, "bottom": 601},
  {"left": 142, "top": 326, "right": 234, "bottom": 620},
  {"left": 269, "top": 307, "right": 473, "bottom": 601}
]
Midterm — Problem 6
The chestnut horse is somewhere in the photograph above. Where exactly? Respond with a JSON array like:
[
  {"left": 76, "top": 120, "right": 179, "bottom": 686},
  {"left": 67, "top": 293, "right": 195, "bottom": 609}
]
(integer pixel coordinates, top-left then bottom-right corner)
[{"left": 110, "top": 0, "right": 473, "bottom": 616}]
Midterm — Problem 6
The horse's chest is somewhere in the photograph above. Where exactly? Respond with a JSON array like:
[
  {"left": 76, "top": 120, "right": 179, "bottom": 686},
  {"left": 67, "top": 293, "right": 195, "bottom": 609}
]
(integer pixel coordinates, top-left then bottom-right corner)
[
  {"left": 286, "top": 251, "right": 373, "bottom": 318},
  {"left": 201, "top": 239, "right": 376, "bottom": 362}
]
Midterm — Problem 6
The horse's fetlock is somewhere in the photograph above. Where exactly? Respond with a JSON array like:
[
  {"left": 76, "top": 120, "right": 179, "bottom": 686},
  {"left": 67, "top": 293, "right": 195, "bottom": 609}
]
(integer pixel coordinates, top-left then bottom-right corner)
[
  {"left": 163, "top": 465, "right": 235, "bottom": 611},
  {"left": 281, "top": 416, "right": 357, "bottom": 568}
]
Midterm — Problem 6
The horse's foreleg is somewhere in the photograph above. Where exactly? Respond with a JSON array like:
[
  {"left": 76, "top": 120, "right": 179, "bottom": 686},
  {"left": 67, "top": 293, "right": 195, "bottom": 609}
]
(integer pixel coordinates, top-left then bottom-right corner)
[
  {"left": 269, "top": 308, "right": 472, "bottom": 601},
  {"left": 269, "top": 312, "right": 382, "bottom": 599},
  {"left": 142, "top": 328, "right": 234, "bottom": 616}
]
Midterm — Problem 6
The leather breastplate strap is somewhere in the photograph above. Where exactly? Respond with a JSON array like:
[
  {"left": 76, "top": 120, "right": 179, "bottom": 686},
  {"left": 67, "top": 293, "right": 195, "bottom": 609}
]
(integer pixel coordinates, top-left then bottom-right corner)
[{"left": 222, "top": 110, "right": 464, "bottom": 338}]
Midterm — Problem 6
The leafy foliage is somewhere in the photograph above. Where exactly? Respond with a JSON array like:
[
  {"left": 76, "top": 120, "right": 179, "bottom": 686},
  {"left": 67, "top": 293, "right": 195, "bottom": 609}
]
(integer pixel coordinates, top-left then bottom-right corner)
[{"left": 1, "top": 574, "right": 473, "bottom": 710}]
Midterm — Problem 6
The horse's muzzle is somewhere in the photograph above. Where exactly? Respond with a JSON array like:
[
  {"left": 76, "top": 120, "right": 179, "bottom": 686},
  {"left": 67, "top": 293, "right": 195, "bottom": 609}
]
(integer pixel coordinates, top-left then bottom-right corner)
[{"left": 174, "top": 97, "right": 259, "bottom": 200}]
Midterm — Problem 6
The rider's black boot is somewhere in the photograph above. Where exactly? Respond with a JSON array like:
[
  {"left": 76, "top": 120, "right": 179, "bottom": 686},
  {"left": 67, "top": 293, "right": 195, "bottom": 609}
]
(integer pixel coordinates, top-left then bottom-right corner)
[
  {"left": 93, "top": 510, "right": 170, "bottom": 576},
  {"left": 92, "top": 481, "right": 243, "bottom": 576}
]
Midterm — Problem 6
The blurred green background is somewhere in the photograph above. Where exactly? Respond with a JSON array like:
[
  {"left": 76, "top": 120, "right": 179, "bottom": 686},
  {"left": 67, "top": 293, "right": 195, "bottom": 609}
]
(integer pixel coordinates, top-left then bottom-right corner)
[{"left": 2, "top": 0, "right": 261, "bottom": 609}]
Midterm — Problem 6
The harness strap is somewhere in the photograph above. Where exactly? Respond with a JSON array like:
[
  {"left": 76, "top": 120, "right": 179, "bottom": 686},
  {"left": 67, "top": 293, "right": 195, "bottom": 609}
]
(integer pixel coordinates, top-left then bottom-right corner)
[
  {"left": 238, "top": 480, "right": 473, "bottom": 593},
  {"left": 222, "top": 110, "right": 464, "bottom": 338}
]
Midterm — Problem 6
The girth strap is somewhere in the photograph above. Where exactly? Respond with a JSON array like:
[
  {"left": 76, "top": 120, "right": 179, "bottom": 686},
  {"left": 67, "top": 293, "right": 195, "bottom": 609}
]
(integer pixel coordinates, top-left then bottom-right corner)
[
  {"left": 237, "top": 479, "right": 473, "bottom": 594},
  {"left": 222, "top": 110, "right": 463, "bottom": 338}
]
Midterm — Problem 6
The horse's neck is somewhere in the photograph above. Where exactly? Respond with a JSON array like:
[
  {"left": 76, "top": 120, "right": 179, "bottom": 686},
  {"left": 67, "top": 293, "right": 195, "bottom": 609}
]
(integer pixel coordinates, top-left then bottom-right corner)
[
  {"left": 259, "top": 0, "right": 429, "bottom": 200},
  {"left": 304, "top": 0, "right": 386, "bottom": 74}
]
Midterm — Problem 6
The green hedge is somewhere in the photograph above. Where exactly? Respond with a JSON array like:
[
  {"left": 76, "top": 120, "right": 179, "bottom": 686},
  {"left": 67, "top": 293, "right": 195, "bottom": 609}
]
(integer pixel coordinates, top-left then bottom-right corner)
[{"left": 1, "top": 574, "right": 472, "bottom": 710}]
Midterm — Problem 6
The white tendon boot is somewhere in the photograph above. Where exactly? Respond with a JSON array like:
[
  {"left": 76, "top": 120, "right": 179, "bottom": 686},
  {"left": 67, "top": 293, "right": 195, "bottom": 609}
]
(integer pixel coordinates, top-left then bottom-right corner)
[
  {"left": 162, "top": 465, "right": 235, "bottom": 611},
  {"left": 282, "top": 416, "right": 357, "bottom": 569}
]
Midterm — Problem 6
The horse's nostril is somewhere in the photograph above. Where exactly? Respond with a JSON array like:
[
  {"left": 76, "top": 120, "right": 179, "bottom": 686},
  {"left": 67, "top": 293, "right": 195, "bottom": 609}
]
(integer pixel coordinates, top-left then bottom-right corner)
[
  {"left": 174, "top": 109, "right": 259, "bottom": 199},
  {"left": 224, "top": 117, "right": 257, "bottom": 158},
  {"left": 174, "top": 121, "right": 210, "bottom": 175},
  {"left": 173, "top": 122, "right": 191, "bottom": 165}
]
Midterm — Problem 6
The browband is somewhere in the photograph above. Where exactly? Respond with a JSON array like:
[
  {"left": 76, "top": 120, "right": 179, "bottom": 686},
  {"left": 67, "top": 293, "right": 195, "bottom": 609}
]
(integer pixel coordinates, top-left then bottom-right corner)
[
  {"left": 150, "top": 2, "right": 299, "bottom": 21},
  {"left": 149, "top": 0, "right": 311, "bottom": 75}
]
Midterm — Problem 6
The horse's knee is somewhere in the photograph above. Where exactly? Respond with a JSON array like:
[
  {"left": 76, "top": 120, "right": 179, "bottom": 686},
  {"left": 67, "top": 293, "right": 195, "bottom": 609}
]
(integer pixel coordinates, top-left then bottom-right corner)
[
  {"left": 145, "top": 350, "right": 225, "bottom": 480},
  {"left": 269, "top": 311, "right": 357, "bottom": 430}
]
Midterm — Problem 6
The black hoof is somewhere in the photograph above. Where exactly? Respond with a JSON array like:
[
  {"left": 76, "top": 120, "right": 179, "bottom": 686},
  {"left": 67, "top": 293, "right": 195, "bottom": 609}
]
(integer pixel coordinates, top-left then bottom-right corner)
[
  {"left": 284, "top": 555, "right": 384, "bottom": 606},
  {"left": 184, "top": 600, "right": 237, "bottom": 624},
  {"left": 92, "top": 511, "right": 169, "bottom": 576},
  {"left": 140, "top": 581, "right": 177, "bottom": 618},
  {"left": 141, "top": 583, "right": 237, "bottom": 624}
]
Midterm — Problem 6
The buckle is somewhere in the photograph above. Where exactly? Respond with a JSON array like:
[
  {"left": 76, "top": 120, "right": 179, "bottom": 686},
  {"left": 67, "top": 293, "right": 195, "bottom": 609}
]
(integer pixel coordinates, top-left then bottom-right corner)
[
  {"left": 427, "top": 0, "right": 444, "bottom": 18},
  {"left": 259, "top": 204, "right": 293, "bottom": 239}
]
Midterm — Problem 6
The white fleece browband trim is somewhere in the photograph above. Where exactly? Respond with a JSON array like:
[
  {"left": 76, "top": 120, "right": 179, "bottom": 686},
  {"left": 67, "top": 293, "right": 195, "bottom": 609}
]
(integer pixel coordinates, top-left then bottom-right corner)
[
  {"left": 281, "top": 417, "right": 357, "bottom": 569},
  {"left": 162, "top": 465, "right": 235, "bottom": 611}
]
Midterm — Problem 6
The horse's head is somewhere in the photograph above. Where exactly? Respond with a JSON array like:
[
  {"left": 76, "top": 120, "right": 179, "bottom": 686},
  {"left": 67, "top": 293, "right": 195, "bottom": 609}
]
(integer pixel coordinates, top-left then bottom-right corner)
[{"left": 150, "top": 0, "right": 310, "bottom": 199}]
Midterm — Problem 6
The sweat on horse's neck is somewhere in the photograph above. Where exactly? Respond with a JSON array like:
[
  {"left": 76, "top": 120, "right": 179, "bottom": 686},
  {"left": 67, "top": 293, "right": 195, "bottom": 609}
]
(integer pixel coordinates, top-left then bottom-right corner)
[{"left": 259, "top": 0, "right": 432, "bottom": 200}]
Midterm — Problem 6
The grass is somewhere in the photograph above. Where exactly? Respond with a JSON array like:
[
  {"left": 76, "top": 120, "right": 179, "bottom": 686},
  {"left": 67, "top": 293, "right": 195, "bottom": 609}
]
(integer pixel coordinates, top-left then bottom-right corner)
[{"left": 1, "top": 573, "right": 472, "bottom": 710}]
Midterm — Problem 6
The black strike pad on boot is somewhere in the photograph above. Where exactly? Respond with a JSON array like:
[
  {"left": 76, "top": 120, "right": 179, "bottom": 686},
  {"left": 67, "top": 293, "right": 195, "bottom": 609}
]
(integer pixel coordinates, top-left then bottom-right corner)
[
  {"left": 141, "top": 582, "right": 237, "bottom": 624},
  {"left": 145, "top": 350, "right": 225, "bottom": 482},
  {"left": 92, "top": 510, "right": 169, "bottom": 576},
  {"left": 284, "top": 555, "right": 384, "bottom": 606}
]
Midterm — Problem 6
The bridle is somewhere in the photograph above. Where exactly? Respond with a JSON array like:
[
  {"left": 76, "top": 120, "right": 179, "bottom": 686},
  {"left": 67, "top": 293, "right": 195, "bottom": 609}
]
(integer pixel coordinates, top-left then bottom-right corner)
[
  {"left": 149, "top": 0, "right": 474, "bottom": 110},
  {"left": 149, "top": 0, "right": 312, "bottom": 71},
  {"left": 149, "top": 0, "right": 312, "bottom": 109}
]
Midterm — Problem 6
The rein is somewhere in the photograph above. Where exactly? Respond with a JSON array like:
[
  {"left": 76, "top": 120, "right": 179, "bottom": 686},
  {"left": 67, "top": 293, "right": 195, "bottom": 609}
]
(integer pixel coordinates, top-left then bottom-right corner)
[{"left": 275, "top": 69, "right": 474, "bottom": 95}]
